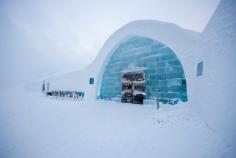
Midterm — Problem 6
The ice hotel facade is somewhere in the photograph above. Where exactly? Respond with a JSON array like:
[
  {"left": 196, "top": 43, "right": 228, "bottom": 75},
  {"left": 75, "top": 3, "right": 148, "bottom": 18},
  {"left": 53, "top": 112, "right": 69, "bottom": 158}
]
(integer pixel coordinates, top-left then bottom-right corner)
[
  {"left": 95, "top": 22, "right": 197, "bottom": 104},
  {"left": 37, "top": 0, "right": 235, "bottom": 108},
  {"left": 43, "top": 20, "right": 199, "bottom": 104}
]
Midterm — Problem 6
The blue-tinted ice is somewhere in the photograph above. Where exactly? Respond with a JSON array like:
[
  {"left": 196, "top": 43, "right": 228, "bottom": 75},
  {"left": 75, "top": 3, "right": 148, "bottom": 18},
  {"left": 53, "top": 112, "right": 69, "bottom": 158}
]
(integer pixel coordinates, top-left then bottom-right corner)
[{"left": 100, "top": 36, "right": 187, "bottom": 104}]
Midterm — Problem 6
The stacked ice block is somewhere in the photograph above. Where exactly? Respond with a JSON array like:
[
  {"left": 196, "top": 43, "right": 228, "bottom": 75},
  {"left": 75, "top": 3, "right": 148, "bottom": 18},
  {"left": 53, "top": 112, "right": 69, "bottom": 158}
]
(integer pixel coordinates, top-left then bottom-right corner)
[{"left": 100, "top": 36, "right": 187, "bottom": 104}]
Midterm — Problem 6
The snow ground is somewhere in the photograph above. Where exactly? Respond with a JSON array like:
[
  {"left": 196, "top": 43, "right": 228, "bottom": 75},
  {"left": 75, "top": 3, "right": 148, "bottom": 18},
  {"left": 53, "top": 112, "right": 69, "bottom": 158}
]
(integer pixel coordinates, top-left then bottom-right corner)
[{"left": 0, "top": 93, "right": 231, "bottom": 158}]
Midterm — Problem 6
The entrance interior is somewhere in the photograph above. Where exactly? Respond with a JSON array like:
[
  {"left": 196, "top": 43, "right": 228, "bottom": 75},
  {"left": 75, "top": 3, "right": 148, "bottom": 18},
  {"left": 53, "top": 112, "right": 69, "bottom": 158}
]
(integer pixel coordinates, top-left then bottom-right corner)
[{"left": 121, "top": 70, "right": 146, "bottom": 104}]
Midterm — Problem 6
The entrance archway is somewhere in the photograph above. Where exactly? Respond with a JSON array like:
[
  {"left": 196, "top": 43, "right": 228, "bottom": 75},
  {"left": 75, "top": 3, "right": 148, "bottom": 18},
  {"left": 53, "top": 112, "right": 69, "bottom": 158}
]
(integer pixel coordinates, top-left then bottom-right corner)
[{"left": 99, "top": 35, "right": 187, "bottom": 104}]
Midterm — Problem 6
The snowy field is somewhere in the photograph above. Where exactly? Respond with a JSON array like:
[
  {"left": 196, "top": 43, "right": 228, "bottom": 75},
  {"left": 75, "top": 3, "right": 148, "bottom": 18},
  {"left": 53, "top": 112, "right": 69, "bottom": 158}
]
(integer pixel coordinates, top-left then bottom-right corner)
[{"left": 0, "top": 93, "right": 231, "bottom": 158}]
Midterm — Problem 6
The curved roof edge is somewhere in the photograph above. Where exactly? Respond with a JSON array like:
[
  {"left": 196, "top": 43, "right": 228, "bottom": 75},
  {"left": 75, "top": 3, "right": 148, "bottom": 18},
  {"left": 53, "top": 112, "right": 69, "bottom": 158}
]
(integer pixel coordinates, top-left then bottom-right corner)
[{"left": 89, "top": 20, "right": 200, "bottom": 71}]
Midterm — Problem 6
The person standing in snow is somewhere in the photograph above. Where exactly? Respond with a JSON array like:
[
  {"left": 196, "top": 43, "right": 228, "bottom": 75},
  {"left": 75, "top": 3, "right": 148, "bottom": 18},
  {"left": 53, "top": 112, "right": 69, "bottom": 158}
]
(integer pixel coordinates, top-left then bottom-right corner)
[
  {"left": 156, "top": 89, "right": 159, "bottom": 109},
  {"left": 42, "top": 81, "right": 45, "bottom": 93}
]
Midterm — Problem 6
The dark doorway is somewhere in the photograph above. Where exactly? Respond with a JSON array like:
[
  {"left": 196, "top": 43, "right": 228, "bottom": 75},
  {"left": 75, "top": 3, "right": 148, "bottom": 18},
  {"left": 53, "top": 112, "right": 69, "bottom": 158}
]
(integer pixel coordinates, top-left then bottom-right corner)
[{"left": 121, "top": 70, "right": 146, "bottom": 104}]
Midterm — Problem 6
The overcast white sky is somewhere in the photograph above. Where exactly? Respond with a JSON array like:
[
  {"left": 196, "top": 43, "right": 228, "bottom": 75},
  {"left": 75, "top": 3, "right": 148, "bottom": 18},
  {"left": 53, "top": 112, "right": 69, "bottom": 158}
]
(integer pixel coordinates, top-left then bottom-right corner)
[{"left": 0, "top": 0, "right": 220, "bottom": 85}]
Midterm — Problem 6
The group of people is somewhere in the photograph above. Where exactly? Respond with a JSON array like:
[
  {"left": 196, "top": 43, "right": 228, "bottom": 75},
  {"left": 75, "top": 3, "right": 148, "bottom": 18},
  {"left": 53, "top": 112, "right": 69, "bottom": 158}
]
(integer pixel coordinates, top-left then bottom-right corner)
[{"left": 46, "top": 90, "right": 85, "bottom": 100}]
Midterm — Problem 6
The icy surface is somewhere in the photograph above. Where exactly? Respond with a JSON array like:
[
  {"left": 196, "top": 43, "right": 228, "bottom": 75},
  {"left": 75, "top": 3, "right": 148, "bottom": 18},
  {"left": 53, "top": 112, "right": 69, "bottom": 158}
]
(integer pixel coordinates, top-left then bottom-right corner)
[
  {"left": 100, "top": 36, "right": 187, "bottom": 102},
  {"left": 0, "top": 92, "right": 231, "bottom": 158}
]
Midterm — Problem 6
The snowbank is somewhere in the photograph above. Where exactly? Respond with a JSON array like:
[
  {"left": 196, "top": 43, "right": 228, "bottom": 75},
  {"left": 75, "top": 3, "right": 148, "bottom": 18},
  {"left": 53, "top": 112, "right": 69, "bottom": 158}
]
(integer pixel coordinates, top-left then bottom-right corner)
[{"left": 0, "top": 93, "right": 230, "bottom": 158}]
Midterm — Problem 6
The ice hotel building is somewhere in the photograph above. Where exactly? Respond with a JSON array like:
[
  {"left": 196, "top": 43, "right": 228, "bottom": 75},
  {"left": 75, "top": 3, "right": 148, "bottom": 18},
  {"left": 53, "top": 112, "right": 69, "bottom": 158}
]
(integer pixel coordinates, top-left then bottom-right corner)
[{"left": 42, "top": 20, "right": 200, "bottom": 104}]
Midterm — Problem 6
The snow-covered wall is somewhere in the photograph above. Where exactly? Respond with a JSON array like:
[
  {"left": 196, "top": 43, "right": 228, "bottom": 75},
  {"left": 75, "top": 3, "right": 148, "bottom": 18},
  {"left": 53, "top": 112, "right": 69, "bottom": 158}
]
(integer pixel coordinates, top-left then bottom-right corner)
[{"left": 192, "top": 0, "right": 236, "bottom": 147}]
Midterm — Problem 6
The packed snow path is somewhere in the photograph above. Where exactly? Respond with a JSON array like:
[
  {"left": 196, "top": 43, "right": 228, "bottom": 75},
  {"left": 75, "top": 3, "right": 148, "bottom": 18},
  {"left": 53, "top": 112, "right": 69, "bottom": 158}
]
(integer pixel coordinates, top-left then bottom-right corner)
[{"left": 0, "top": 93, "right": 230, "bottom": 158}]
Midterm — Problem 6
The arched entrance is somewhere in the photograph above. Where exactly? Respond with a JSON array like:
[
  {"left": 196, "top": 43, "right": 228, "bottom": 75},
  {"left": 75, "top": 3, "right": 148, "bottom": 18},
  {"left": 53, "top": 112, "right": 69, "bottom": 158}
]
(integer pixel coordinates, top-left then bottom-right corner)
[{"left": 99, "top": 36, "right": 187, "bottom": 104}]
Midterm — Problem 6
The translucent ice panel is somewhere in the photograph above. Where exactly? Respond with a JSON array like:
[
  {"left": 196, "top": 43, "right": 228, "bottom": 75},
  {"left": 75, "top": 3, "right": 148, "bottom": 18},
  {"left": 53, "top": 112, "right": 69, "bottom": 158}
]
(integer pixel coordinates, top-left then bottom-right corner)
[
  {"left": 99, "top": 36, "right": 188, "bottom": 104},
  {"left": 197, "top": 61, "right": 203, "bottom": 77}
]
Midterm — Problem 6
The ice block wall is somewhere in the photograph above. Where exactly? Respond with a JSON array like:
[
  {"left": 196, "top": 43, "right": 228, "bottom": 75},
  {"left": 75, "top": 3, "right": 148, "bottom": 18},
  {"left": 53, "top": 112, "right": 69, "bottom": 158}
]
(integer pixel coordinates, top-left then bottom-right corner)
[{"left": 99, "top": 36, "right": 187, "bottom": 103}]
